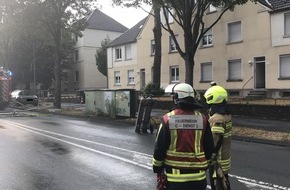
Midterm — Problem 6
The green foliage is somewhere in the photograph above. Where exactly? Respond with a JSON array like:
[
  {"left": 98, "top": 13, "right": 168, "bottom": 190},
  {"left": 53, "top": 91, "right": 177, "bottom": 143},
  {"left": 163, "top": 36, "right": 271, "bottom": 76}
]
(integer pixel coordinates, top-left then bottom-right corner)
[
  {"left": 0, "top": 0, "right": 80, "bottom": 90},
  {"left": 142, "top": 81, "right": 165, "bottom": 97},
  {"left": 0, "top": 0, "right": 96, "bottom": 99},
  {"left": 96, "top": 38, "right": 111, "bottom": 76}
]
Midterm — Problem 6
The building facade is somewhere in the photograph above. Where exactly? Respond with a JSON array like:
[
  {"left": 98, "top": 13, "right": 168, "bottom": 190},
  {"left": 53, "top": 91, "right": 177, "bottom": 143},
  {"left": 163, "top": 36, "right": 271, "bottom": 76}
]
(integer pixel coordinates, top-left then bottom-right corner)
[
  {"left": 107, "top": 0, "right": 290, "bottom": 98},
  {"left": 107, "top": 17, "right": 148, "bottom": 91},
  {"left": 64, "top": 10, "right": 128, "bottom": 94}
]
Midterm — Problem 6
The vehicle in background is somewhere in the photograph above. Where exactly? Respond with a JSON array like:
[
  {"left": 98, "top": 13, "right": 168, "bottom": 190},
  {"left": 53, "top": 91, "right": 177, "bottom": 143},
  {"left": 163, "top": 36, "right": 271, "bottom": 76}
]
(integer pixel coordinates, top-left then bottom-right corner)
[
  {"left": 11, "top": 90, "right": 39, "bottom": 106},
  {"left": 0, "top": 68, "right": 12, "bottom": 110}
]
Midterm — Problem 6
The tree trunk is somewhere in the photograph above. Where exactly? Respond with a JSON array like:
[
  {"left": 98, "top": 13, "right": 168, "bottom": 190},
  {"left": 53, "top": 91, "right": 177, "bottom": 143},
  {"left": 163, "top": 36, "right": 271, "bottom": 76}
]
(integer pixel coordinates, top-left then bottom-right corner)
[
  {"left": 184, "top": 37, "right": 195, "bottom": 86},
  {"left": 54, "top": 44, "right": 61, "bottom": 109},
  {"left": 152, "top": 1, "right": 161, "bottom": 89},
  {"left": 182, "top": 5, "right": 195, "bottom": 87},
  {"left": 53, "top": 25, "right": 62, "bottom": 109},
  {"left": 184, "top": 27, "right": 195, "bottom": 87},
  {"left": 184, "top": 56, "right": 194, "bottom": 87}
]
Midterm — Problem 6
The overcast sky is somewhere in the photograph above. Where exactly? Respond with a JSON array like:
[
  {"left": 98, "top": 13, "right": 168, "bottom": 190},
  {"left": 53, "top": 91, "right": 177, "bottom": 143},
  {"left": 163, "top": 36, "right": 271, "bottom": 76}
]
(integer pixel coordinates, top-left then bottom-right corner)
[{"left": 96, "top": 0, "right": 151, "bottom": 28}]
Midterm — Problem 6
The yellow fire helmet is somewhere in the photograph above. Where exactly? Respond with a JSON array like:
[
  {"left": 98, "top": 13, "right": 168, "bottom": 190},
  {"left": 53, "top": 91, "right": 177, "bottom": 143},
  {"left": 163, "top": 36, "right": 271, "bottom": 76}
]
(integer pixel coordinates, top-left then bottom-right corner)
[{"left": 204, "top": 85, "right": 228, "bottom": 104}]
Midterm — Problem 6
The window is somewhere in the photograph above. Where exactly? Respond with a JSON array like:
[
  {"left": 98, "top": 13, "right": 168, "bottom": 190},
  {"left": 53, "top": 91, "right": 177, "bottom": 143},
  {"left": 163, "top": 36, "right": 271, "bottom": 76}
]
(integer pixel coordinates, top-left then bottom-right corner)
[
  {"left": 114, "top": 71, "right": 121, "bottom": 85},
  {"left": 202, "top": 28, "right": 213, "bottom": 47},
  {"left": 169, "top": 35, "right": 178, "bottom": 52},
  {"left": 115, "top": 47, "right": 122, "bottom": 60},
  {"left": 279, "top": 54, "right": 290, "bottom": 78},
  {"left": 167, "top": 9, "right": 174, "bottom": 24},
  {"left": 228, "top": 59, "right": 242, "bottom": 80},
  {"left": 227, "top": 21, "right": 242, "bottom": 43},
  {"left": 201, "top": 62, "right": 212, "bottom": 82},
  {"left": 151, "top": 40, "right": 155, "bottom": 55},
  {"left": 285, "top": 12, "right": 290, "bottom": 36},
  {"left": 161, "top": 9, "right": 174, "bottom": 24},
  {"left": 128, "top": 70, "right": 134, "bottom": 85},
  {"left": 170, "top": 66, "right": 179, "bottom": 82},
  {"left": 125, "top": 45, "right": 132, "bottom": 60},
  {"left": 74, "top": 50, "right": 79, "bottom": 62},
  {"left": 75, "top": 71, "right": 79, "bottom": 82},
  {"left": 208, "top": 4, "right": 217, "bottom": 12}
]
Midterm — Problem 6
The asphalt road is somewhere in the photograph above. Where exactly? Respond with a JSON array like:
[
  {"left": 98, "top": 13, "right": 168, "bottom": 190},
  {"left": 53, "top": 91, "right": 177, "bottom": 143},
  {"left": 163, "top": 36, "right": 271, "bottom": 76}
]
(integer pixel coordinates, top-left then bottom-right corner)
[{"left": 0, "top": 113, "right": 289, "bottom": 190}]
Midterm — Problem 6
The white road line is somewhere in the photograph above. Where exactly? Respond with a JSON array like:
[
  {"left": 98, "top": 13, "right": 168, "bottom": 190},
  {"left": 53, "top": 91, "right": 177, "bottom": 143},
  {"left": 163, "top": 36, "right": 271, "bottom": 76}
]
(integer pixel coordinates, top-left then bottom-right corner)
[
  {"left": 232, "top": 174, "right": 290, "bottom": 190},
  {"left": 1, "top": 120, "right": 151, "bottom": 157},
  {"left": 1, "top": 120, "right": 289, "bottom": 190},
  {"left": 1, "top": 120, "right": 152, "bottom": 170}
]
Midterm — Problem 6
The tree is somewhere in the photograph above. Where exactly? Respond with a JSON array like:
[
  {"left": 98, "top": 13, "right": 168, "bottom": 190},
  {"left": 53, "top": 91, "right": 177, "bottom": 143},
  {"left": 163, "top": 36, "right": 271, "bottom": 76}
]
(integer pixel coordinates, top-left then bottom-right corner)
[
  {"left": 156, "top": 0, "right": 257, "bottom": 86},
  {"left": 9, "top": 2, "right": 55, "bottom": 90},
  {"left": 0, "top": 0, "right": 75, "bottom": 92},
  {"left": 0, "top": 0, "right": 24, "bottom": 70},
  {"left": 113, "top": 0, "right": 257, "bottom": 87},
  {"left": 96, "top": 38, "right": 111, "bottom": 77},
  {"left": 34, "top": 0, "right": 97, "bottom": 108},
  {"left": 151, "top": 1, "right": 162, "bottom": 90}
]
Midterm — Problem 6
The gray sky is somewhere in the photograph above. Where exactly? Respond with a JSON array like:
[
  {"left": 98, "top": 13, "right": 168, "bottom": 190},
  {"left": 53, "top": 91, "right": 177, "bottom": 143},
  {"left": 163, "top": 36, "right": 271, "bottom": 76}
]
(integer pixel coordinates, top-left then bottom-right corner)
[{"left": 97, "top": 0, "right": 151, "bottom": 28}]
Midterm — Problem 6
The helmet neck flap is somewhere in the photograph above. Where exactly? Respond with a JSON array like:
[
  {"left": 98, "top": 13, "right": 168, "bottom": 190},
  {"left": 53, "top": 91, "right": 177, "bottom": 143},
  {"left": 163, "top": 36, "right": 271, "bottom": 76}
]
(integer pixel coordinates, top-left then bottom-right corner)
[{"left": 175, "top": 97, "right": 203, "bottom": 110}]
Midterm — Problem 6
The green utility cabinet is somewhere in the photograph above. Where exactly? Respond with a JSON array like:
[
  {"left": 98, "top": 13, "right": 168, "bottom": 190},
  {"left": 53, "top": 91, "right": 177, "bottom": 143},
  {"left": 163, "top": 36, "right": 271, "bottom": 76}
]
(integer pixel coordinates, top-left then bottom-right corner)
[{"left": 85, "top": 89, "right": 137, "bottom": 118}]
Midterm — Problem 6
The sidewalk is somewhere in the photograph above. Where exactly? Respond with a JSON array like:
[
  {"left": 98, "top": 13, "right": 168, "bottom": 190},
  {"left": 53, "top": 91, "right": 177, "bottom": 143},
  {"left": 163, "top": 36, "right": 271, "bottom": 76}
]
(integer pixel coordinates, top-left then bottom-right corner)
[
  {"left": 232, "top": 116, "right": 290, "bottom": 133},
  {"left": 151, "top": 109, "right": 290, "bottom": 147}
]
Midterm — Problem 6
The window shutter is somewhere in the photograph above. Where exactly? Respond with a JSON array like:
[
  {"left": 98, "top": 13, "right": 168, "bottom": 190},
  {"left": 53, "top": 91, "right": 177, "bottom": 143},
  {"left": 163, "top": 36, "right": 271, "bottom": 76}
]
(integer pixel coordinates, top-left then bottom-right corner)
[
  {"left": 228, "top": 60, "right": 241, "bottom": 80},
  {"left": 228, "top": 21, "right": 241, "bottom": 43},
  {"left": 285, "top": 13, "right": 290, "bottom": 35},
  {"left": 201, "top": 63, "right": 212, "bottom": 81},
  {"left": 125, "top": 45, "right": 131, "bottom": 59},
  {"left": 280, "top": 55, "right": 290, "bottom": 78}
]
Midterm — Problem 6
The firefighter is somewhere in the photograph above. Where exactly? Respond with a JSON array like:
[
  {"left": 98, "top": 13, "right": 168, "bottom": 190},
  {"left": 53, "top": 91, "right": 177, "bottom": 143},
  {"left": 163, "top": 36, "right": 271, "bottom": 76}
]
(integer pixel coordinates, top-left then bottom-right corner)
[
  {"left": 204, "top": 85, "right": 232, "bottom": 190},
  {"left": 211, "top": 81, "right": 217, "bottom": 86},
  {"left": 152, "top": 83, "right": 214, "bottom": 190}
]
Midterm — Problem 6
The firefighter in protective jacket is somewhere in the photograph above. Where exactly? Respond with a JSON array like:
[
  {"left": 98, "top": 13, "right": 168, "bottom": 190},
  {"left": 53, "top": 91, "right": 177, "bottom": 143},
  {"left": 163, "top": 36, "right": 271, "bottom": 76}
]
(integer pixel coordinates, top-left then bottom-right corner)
[
  {"left": 152, "top": 83, "right": 214, "bottom": 190},
  {"left": 204, "top": 85, "right": 232, "bottom": 190}
]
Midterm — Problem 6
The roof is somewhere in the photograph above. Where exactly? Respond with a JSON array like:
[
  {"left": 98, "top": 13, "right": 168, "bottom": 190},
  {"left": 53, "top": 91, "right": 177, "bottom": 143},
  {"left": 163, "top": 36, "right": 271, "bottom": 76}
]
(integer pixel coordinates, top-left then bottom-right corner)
[
  {"left": 86, "top": 9, "right": 128, "bottom": 33},
  {"left": 108, "top": 16, "right": 148, "bottom": 47},
  {"left": 260, "top": 0, "right": 290, "bottom": 12},
  {"left": 258, "top": 0, "right": 272, "bottom": 8}
]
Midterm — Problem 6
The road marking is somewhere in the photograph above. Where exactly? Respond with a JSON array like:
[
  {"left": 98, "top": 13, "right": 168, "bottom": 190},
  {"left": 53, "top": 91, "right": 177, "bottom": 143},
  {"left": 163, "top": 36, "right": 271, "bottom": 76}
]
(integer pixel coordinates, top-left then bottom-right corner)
[
  {"left": 1, "top": 120, "right": 289, "bottom": 190},
  {"left": 231, "top": 174, "right": 290, "bottom": 190},
  {"left": 0, "top": 120, "right": 151, "bottom": 157},
  {"left": 1, "top": 120, "right": 152, "bottom": 170}
]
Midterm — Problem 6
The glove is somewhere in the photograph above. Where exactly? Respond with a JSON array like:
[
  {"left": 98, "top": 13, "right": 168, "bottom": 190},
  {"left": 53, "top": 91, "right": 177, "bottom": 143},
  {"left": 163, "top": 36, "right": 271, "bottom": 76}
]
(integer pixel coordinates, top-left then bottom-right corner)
[{"left": 156, "top": 172, "right": 167, "bottom": 190}]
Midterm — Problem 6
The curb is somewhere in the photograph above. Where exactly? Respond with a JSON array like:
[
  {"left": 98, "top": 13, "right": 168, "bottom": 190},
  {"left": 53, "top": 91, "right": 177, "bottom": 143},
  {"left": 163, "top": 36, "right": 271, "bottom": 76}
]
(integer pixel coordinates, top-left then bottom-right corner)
[{"left": 233, "top": 135, "right": 290, "bottom": 147}]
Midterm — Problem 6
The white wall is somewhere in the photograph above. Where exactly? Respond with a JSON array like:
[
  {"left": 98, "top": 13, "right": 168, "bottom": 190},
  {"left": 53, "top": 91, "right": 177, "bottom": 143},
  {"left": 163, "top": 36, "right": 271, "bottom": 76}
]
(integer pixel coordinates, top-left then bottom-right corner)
[
  {"left": 73, "top": 28, "right": 124, "bottom": 90},
  {"left": 107, "top": 43, "right": 138, "bottom": 89},
  {"left": 271, "top": 12, "right": 290, "bottom": 47}
]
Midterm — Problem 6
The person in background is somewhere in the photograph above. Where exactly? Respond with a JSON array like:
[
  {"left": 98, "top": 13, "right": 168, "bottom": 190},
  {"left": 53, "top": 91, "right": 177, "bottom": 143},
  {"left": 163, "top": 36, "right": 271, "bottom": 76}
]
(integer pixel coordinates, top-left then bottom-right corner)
[
  {"left": 204, "top": 85, "right": 232, "bottom": 190},
  {"left": 152, "top": 83, "right": 214, "bottom": 190},
  {"left": 211, "top": 81, "right": 217, "bottom": 86}
]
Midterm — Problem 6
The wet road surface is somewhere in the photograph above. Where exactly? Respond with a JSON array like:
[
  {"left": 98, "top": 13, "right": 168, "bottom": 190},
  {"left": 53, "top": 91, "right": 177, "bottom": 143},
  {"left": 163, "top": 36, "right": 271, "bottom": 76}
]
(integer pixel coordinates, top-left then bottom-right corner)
[{"left": 0, "top": 114, "right": 289, "bottom": 190}]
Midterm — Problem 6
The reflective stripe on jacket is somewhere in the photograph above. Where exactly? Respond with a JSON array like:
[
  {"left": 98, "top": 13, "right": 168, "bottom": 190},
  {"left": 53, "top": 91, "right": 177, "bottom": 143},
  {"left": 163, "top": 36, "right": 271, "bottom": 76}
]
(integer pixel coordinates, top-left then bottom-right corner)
[
  {"left": 208, "top": 113, "right": 232, "bottom": 174},
  {"left": 163, "top": 109, "right": 208, "bottom": 182}
]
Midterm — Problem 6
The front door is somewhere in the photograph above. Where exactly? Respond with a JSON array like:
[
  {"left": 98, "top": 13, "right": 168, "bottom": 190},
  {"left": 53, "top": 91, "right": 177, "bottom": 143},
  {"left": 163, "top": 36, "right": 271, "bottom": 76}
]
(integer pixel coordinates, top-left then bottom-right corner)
[{"left": 254, "top": 57, "right": 265, "bottom": 89}]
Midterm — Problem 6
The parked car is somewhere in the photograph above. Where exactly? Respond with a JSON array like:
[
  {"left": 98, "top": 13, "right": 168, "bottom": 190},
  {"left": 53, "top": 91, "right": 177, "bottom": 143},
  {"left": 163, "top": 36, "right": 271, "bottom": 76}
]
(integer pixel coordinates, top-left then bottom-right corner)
[{"left": 11, "top": 90, "right": 39, "bottom": 106}]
